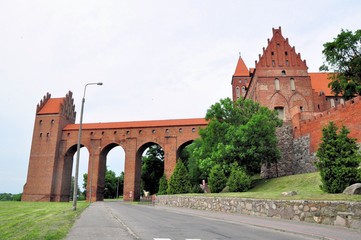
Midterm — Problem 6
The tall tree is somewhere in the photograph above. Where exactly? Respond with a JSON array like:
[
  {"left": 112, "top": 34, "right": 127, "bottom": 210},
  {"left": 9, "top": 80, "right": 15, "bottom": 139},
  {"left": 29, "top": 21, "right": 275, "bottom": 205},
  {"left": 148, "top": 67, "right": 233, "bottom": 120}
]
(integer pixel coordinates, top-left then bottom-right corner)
[
  {"left": 316, "top": 122, "right": 361, "bottom": 193},
  {"left": 191, "top": 97, "right": 282, "bottom": 177},
  {"left": 141, "top": 145, "right": 164, "bottom": 195},
  {"left": 319, "top": 29, "right": 361, "bottom": 99},
  {"left": 167, "top": 161, "right": 191, "bottom": 194}
]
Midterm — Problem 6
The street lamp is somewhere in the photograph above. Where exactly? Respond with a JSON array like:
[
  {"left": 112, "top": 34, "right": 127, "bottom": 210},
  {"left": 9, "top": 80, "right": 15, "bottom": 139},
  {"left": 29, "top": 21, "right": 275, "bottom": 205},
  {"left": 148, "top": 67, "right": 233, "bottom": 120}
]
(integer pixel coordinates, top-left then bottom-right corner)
[{"left": 73, "top": 82, "right": 103, "bottom": 210}]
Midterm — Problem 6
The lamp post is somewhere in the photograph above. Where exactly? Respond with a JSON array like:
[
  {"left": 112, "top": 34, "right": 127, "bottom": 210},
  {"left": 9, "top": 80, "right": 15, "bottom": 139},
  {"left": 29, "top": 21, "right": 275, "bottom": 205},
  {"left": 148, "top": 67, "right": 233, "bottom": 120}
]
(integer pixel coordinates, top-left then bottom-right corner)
[{"left": 73, "top": 82, "right": 103, "bottom": 211}]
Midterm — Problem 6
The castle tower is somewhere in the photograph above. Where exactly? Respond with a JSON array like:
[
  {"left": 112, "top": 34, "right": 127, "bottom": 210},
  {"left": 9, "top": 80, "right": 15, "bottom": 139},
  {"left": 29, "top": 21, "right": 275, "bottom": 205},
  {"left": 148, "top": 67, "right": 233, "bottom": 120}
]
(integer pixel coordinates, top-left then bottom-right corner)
[
  {"left": 22, "top": 92, "right": 76, "bottom": 201},
  {"left": 231, "top": 54, "right": 252, "bottom": 101},
  {"left": 245, "top": 27, "right": 315, "bottom": 121}
]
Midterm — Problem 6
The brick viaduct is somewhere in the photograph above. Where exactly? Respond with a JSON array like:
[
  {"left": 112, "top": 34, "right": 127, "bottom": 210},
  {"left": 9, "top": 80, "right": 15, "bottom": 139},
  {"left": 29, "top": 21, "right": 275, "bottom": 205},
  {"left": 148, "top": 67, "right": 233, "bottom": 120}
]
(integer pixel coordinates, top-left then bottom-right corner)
[{"left": 22, "top": 92, "right": 208, "bottom": 202}]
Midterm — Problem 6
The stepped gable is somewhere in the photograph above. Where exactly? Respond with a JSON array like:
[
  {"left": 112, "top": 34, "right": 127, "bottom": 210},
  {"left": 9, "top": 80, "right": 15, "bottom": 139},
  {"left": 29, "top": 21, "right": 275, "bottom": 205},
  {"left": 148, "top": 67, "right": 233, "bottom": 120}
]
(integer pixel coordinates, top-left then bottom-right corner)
[
  {"left": 255, "top": 27, "right": 308, "bottom": 71},
  {"left": 36, "top": 91, "right": 76, "bottom": 121}
]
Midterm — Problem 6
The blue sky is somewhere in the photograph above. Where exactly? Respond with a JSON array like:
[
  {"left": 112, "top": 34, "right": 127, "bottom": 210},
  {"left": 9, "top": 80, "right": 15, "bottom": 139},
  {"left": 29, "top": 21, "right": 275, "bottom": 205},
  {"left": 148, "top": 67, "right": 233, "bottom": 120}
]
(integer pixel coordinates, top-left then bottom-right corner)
[{"left": 1, "top": 0, "right": 360, "bottom": 193}]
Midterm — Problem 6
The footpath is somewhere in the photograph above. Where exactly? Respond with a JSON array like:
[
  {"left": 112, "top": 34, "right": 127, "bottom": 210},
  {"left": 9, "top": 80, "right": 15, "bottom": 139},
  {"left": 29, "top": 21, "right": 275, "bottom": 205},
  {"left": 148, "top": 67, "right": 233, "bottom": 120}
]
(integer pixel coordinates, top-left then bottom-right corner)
[{"left": 66, "top": 201, "right": 361, "bottom": 240}]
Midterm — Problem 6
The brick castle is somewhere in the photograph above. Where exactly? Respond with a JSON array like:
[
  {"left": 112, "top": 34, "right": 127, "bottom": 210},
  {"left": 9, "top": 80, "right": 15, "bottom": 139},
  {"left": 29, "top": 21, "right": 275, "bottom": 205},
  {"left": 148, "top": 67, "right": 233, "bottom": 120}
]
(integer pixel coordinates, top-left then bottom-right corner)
[{"left": 22, "top": 27, "right": 361, "bottom": 201}]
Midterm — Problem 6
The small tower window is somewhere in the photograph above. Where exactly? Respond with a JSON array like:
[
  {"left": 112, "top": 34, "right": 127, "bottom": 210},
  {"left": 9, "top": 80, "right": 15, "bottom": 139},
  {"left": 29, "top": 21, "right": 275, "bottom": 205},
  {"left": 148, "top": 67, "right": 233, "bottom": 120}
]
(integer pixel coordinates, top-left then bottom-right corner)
[
  {"left": 285, "top": 51, "right": 288, "bottom": 56},
  {"left": 241, "top": 86, "right": 246, "bottom": 96},
  {"left": 286, "top": 60, "right": 289, "bottom": 66},
  {"left": 274, "top": 107, "right": 285, "bottom": 120},
  {"left": 272, "top": 60, "right": 275, "bottom": 67},
  {"left": 275, "top": 78, "right": 280, "bottom": 91},
  {"left": 236, "top": 86, "right": 240, "bottom": 99},
  {"left": 271, "top": 51, "right": 274, "bottom": 56},
  {"left": 281, "top": 70, "right": 286, "bottom": 76},
  {"left": 290, "top": 78, "right": 295, "bottom": 91}
]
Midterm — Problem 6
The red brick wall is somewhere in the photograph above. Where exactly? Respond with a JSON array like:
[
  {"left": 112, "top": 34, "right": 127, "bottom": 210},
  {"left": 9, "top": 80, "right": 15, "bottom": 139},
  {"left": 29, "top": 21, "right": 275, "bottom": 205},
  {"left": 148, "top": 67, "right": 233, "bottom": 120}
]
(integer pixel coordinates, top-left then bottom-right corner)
[{"left": 294, "top": 96, "right": 361, "bottom": 153}]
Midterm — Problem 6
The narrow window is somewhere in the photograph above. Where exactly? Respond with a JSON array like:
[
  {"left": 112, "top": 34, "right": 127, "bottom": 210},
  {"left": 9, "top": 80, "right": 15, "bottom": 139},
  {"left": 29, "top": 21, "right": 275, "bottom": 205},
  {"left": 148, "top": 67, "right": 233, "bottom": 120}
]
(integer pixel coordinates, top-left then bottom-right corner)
[
  {"left": 192, "top": 128, "right": 196, "bottom": 132},
  {"left": 236, "top": 86, "right": 240, "bottom": 99},
  {"left": 39, "top": 120, "right": 43, "bottom": 125},
  {"left": 330, "top": 98, "right": 336, "bottom": 107},
  {"left": 241, "top": 86, "right": 246, "bottom": 96},
  {"left": 300, "top": 106, "right": 303, "bottom": 111},
  {"left": 286, "top": 60, "right": 289, "bottom": 66},
  {"left": 281, "top": 70, "right": 286, "bottom": 76},
  {"left": 152, "top": 130, "right": 156, "bottom": 134},
  {"left": 179, "top": 128, "right": 183, "bottom": 133},
  {"left": 274, "top": 107, "right": 284, "bottom": 120},
  {"left": 51, "top": 119, "right": 55, "bottom": 124},
  {"left": 275, "top": 78, "right": 280, "bottom": 91},
  {"left": 290, "top": 78, "right": 295, "bottom": 91},
  {"left": 272, "top": 60, "right": 275, "bottom": 67},
  {"left": 165, "top": 129, "right": 169, "bottom": 133},
  {"left": 139, "top": 130, "right": 142, "bottom": 134},
  {"left": 317, "top": 104, "right": 320, "bottom": 110},
  {"left": 285, "top": 51, "right": 288, "bottom": 55},
  {"left": 271, "top": 51, "right": 274, "bottom": 56}
]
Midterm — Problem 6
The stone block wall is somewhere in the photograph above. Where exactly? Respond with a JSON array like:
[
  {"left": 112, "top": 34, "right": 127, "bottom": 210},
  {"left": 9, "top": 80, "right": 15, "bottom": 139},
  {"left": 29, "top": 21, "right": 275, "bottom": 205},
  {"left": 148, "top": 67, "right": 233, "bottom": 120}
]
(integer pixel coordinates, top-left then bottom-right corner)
[{"left": 155, "top": 196, "right": 361, "bottom": 230}]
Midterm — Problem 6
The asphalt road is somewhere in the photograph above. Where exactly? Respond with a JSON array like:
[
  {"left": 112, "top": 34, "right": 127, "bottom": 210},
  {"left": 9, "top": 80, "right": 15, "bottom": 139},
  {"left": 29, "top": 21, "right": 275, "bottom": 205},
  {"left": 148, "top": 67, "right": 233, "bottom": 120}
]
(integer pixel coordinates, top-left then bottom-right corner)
[{"left": 66, "top": 201, "right": 361, "bottom": 240}]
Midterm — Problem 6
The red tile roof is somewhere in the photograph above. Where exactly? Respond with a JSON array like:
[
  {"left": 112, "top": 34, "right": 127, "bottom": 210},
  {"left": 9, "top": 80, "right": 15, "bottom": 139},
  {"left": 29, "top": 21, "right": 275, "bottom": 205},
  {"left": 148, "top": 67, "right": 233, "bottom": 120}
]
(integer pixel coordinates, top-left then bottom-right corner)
[
  {"left": 63, "top": 118, "right": 208, "bottom": 130},
  {"left": 233, "top": 56, "right": 249, "bottom": 76},
  {"left": 37, "top": 98, "right": 64, "bottom": 115},
  {"left": 309, "top": 72, "right": 335, "bottom": 96}
]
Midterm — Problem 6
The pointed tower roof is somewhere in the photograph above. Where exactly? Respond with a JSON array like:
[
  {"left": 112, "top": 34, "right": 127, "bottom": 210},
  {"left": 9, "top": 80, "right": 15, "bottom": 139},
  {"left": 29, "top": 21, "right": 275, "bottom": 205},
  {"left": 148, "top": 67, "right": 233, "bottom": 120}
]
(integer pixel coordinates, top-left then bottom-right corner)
[
  {"left": 233, "top": 55, "right": 249, "bottom": 76},
  {"left": 255, "top": 27, "right": 308, "bottom": 70}
]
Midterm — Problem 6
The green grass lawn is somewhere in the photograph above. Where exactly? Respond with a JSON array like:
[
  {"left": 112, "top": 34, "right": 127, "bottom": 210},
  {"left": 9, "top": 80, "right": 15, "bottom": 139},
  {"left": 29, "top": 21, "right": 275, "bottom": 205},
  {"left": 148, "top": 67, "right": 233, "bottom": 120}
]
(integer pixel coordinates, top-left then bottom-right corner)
[
  {"left": 0, "top": 201, "right": 89, "bottom": 240},
  {"left": 192, "top": 172, "right": 361, "bottom": 201}
]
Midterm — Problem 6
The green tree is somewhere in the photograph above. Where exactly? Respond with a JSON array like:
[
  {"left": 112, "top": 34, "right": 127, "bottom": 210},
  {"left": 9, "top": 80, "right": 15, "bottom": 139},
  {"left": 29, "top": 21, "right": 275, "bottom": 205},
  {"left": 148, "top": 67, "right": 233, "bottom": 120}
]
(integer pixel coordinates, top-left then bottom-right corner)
[
  {"left": 83, "top": 168, "right": 123, "bottom": 199},
  {"left": 227, "top": 163, "right": 251, "bottom": 192},
  {"left": 316, "top": 122, "right": 361, "bottom": 193},
  {"left": 208, "top": 164, "right": 227, "bottom": 193},
  {"left": 167, "top": 161, "right": 191, "bottom": 194},
  {"left": 192, "top": 97, "right": 282, "bottom": 177},
  {"left": 157, "top": 174, "right": 168, "bottom": 195},
  {"left": 141, "top": 145, "right": 164, "bottom": 195},
  {"left": 319, "top": 29, "right": 361, "bottom": 99}
]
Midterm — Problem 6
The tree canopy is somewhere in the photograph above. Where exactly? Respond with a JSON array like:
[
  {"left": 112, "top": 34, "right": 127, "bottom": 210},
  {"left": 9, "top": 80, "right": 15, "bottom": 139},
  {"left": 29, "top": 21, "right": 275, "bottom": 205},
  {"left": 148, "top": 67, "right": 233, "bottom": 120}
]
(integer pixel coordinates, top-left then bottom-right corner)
[
  {"left": 316, "top": 122, "right": 361, "bottom": 193},
  {"left": 191, "top": 97, "right": 282, "bottom": 178},
  {"left": 319, "top": 29, "right": 361, "bottom": 99},
  {"left": 141, "top": 145, "right": 164, "bottom": 195}
]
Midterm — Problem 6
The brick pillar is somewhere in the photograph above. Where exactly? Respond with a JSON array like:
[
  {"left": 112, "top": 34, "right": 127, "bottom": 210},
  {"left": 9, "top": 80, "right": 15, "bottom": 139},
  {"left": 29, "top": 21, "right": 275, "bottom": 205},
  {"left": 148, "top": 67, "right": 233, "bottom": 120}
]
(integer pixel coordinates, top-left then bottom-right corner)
[
  {"left": 87, "top": 139, "right": 102, "bottom": 202},
  {"left": 163, "top": 136, "right": 177, "bottom": 179},
  {"left": 123, "top": 138, "right": 141, "bottom": 201}
]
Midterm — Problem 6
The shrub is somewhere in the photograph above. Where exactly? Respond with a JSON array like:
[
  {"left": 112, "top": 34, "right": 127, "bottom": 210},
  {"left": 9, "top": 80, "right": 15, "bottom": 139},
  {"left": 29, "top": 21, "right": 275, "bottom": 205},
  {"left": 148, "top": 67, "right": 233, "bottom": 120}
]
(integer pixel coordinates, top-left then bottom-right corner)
[
  {"left": 157, "top": 174, "right": 168, "bottom": 195},
  {"left": 227, "top": 164, "right": 252, "bottom": 192},
  {"left": 167, "top": 161, "right": 191, "bottom": 194},
  {"left": 316, "top": 122, "right": 361, "bottom": 193},
  {"left": 208, "top": 164, "right": 227, "bottom": 193}
]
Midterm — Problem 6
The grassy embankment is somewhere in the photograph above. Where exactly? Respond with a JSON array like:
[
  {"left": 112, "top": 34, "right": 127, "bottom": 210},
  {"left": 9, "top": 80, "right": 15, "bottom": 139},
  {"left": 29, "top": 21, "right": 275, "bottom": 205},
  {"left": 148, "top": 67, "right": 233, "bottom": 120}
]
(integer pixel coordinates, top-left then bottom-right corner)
[
  {"left": 200, "top": 172, "right": 361, "bottom": 201},
  {"left": 0, "top": 201, "right": 89, "bottom": 240}
]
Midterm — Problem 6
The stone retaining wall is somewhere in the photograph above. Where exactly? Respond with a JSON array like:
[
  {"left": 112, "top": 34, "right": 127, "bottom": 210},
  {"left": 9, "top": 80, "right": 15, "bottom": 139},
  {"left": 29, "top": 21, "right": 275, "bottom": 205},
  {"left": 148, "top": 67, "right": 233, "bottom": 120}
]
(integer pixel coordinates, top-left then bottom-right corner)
[{"left": 155, "top": 196, "right": 361, "bottom": 229}]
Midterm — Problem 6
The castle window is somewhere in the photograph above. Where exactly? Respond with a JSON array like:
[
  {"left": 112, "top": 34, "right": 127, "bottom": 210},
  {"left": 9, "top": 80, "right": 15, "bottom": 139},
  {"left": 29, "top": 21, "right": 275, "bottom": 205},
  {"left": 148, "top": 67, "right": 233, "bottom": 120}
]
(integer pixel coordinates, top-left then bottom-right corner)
[
  {"left": 274, "top": 107, "right": 284, "bottom": 120},
  {"left": 317, "top": 104, "right": 320, "bottom": 110},
  {"left": 271, "top": 51, "right": 274, "bottom": 56},
  {"left": 126, "top": 130, "right": 130, "bottom": 135},
  {"left": 275, "top": 78, "right": 280, "bottom": 91},
  {"left": 40, "top": 132, "right": 43, "bottom": 137},
  {"left": 139, "top": 130, "right": 142, "bottom": 134},
  {"left": 286, "top": 60, "right": 289, "bottom": 66},
  {"left": 179, "top": 128, "right": 183, "bottom": 133},
  {"left": 152, "top": 130, "right": 156, "bottom": 134},
  {"left": 285, "top": 51, "right": 288, "bottom": 56},
  {"left": 272, "top": 60, "right": 275, "bottom": 67},
  {"left": 277, "top": 43, "right": 280, "bottom": 48},
  {"left": 114, "top": 131, "right": 117, "bottom": 134},
  {"left": 165, "top": 129, "right": 169, "bottom": 133},
  {"left": 330, "top": 98, "right": 336, "bottom": 107},
  {"left": 281, "top": 70, "right": 286, "bottom": 76},
  {"left": 39, "top": 120, "right": 43, "bottom": 125},
  {"left": 236, "top": 86, "right": 240, "bottom": 99},
  {"left": 51, "top": 119, "right": 55, "bottom": 124},
  {"left": 242, "top": 86, "right": 246, "bottom": 96},
  {"left": 192, "top": 128, "right": 196, "bottom": 132},
  {"left": 300, "top": 106, "right": 303, "bottom": 111},
  {"left": 290, "top": 78, "right": 295, "bottom": 91}
]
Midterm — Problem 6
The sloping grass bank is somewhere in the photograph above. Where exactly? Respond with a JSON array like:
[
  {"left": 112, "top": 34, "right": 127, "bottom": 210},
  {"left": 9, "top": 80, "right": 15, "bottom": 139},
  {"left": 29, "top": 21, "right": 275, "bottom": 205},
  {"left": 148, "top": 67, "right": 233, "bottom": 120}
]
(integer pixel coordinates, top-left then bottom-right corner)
[
  {"left": 0, "top": 201, "right": 89, "bottom": 240},
  {"left": 195, "top": 172, "right": 361, "bottom": 201}
]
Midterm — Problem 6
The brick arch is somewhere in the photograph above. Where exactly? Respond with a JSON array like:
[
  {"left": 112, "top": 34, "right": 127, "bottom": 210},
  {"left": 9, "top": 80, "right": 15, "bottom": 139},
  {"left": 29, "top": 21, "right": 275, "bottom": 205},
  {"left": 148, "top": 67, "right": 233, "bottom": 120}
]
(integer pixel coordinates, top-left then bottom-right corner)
[
  {"left": 289, "top": 92, "right": 309, "bottom": 112},
  {"left": 176, "top": 140, "right": 194, "bottom": 161},
  {"left": 22, "top": 92, "right": 208, "bottom": 202}
]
